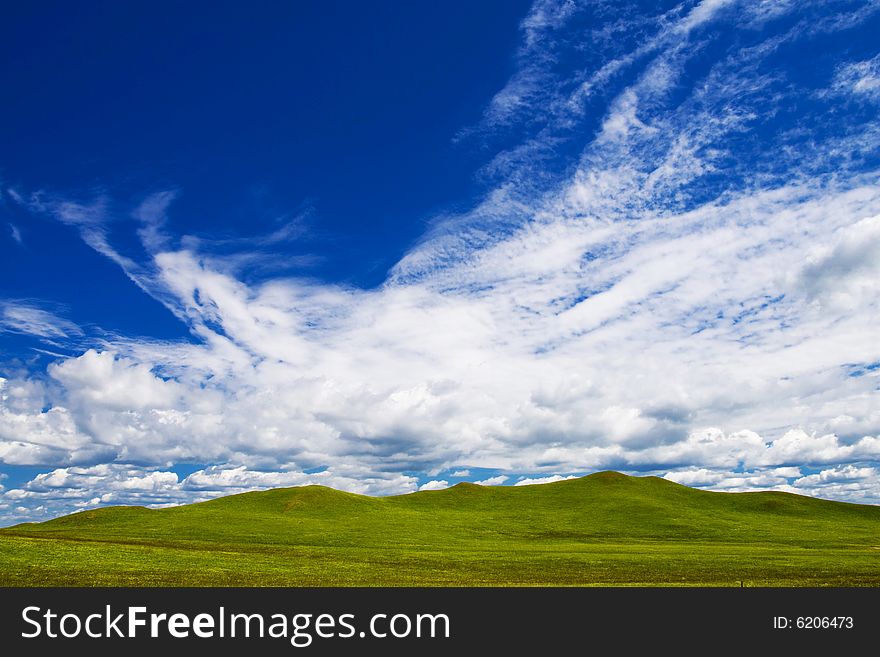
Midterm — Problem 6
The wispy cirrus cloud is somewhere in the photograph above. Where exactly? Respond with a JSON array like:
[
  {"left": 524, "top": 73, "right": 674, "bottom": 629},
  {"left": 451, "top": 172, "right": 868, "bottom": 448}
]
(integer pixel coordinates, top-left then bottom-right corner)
[
  {"left": 0, "top": 301, "right": 82, "bottom": 340},
  {"left": 7, "top": 224, "right": 22, "bottom": 245},
  {"left": 832, "top": 53, "right": 880, "bottom": 101}
]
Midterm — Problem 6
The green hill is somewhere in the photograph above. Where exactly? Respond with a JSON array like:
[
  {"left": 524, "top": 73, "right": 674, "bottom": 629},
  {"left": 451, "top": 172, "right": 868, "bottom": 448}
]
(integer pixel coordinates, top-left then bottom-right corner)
[{"left": 1, "top": 471, "right": 878, "bottom": 586}]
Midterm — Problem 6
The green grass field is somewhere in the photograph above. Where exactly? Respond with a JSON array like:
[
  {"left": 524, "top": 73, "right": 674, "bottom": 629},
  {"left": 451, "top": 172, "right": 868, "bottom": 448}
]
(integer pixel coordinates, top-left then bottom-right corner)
[{"left": 1, "top": 471, "right": 878, "bottom": 586}]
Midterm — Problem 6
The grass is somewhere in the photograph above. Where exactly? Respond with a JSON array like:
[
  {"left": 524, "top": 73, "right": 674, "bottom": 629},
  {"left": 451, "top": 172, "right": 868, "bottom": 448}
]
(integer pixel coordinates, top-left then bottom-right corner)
[{"left": 1, "top": 471, "right": 878, "bottom": 586}]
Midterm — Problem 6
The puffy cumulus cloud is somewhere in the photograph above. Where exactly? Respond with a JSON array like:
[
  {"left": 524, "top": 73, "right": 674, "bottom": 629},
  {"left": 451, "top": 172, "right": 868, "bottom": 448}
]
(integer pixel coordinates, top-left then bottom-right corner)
[
  {"left": 664, "top": 466, "right": 803, "bottom": 491},
  {"left": 662, "top": 468, "right": 726, "bottom": 487},
  {"left": 182, "top": 464, "right": 416, "bottom": 497},
  {"left": 0, "top": 463, "right": 418, "bottom": 524},
  {"left": 474, "top": 475, "right": 509, "bottom": 486},
  {"left": 418, "top": 480, "right": 449, "bottom": 492},
  {"left": 3, "top": 1, "right": 880, "bottom": 521},
  {"left": 794, "top": 464, "right": 877, "bottom": 488},
  {"left": 758, "top": 430, "right": 880, "bottom": 468},
  {"left": 0, "top": 378, "right": 109, "bottom": 466},
  {"left": 26, "top": 464, "right": 179, "bottom": 494},
  {"left": 49, "top": 350, "right": 183, "bottom": 411},
  {"left": 515, "top": 475, "right": 578, "bottom": 487},
  {"left": 635, "top": 428, "right": 880, "bottom": 470},
  {"left": 0, "top": 464, "right": 185, "bottom": 524},
  {"left": 663, "top": 463, "right": 880, "bottom": 505}
]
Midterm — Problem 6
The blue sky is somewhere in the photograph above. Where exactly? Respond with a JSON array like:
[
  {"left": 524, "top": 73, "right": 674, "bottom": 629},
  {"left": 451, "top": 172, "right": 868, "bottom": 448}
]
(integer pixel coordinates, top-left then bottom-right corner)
[
  {"left": 2, "top": 0, "right": 879, "bottom": 524},
  {"left": 1, "top": 1, "right": 529, "bottom": 334}
]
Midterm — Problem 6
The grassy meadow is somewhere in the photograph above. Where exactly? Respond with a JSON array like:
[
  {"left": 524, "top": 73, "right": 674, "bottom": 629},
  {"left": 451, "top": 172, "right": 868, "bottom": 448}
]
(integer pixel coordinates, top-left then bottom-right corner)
[{"left": 1, "top": 471, "right": 878, "bottom": 586}]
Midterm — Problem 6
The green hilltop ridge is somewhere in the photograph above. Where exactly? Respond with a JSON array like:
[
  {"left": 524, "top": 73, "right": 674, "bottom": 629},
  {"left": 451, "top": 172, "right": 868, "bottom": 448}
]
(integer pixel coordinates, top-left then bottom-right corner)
[{"left": 1, "top": 471, "right": 878, "bottom": 586}]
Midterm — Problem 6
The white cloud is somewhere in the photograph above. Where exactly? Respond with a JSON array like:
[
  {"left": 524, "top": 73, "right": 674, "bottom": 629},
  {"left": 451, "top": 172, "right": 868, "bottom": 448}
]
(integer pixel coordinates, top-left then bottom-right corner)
[
  {"left": 12, "top": 190, "right": 185, "bottom": 319},
  {"left": 0, "top": 464, "right": 185, "bottom": 523},
  {"left": 0, "top": 463, "right": 418, "bottom": 523},
  {"left": 677, "top": 0, "right": 735, "bottom": 34},
  {"left": 797, "top": 214, "right": 880, "bottom": 311},
  {"left": 794, "top": 464, "right": 877, "bottom": 487},
  {"left": 49, "top": 350, "right": 181, "bottom": 411},
  {"left": 664, "top": 466, "right": 803, "bottom": 491},
  {"left": 473, "top": 475, "right": 509, "bottom": 486},
  {"left": 450, "top": 469, "right": 470, "bottom": 477},
  {"left": 663, "top": 468, "right": 726, "bottom": 487},
  {"left": 418, "top": 480, "right": 449, "bottom": 492},
  {"left": 514, "top": 475, "right": 577, "bottom": 487},
  {"left": 832, "top": 54, "right": 880, "bottom": 101},
  {"left": 0, "top": 301, "right": 82, "bottom": 339},
  {"left": 663, "top": 463, "right": 880, "bottom": 505},
  {"left": 8, "top": 223, "right": 22, "bottom": 245},
  {"left": 134, "top": 190, "right": 177, "bottom": 253},
  {"left": 183, "top": 464, "right": 415, "bottom": 497},
  {"left": 27, "top": 464, "right": 179, "bottom": 493}
]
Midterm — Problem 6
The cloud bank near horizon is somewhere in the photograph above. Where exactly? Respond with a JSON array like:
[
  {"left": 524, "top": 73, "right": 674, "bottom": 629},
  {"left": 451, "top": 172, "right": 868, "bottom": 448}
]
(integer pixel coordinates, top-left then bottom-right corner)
[{"left": 2, "top": 0, "right": 879, "bottom": 522}]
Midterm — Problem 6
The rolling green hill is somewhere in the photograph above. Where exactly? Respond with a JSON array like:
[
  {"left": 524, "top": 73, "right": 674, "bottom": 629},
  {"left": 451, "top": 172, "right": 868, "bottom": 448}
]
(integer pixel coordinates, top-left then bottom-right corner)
[{"left": 1, "top": 471, "right": 878, "bottom": 586}]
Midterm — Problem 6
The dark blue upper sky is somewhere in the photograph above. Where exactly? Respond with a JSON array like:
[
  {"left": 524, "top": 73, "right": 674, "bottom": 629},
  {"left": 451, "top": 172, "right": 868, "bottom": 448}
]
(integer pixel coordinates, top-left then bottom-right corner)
[{"left": 1, "top": 0, "right": 530, "bottom": 343}]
